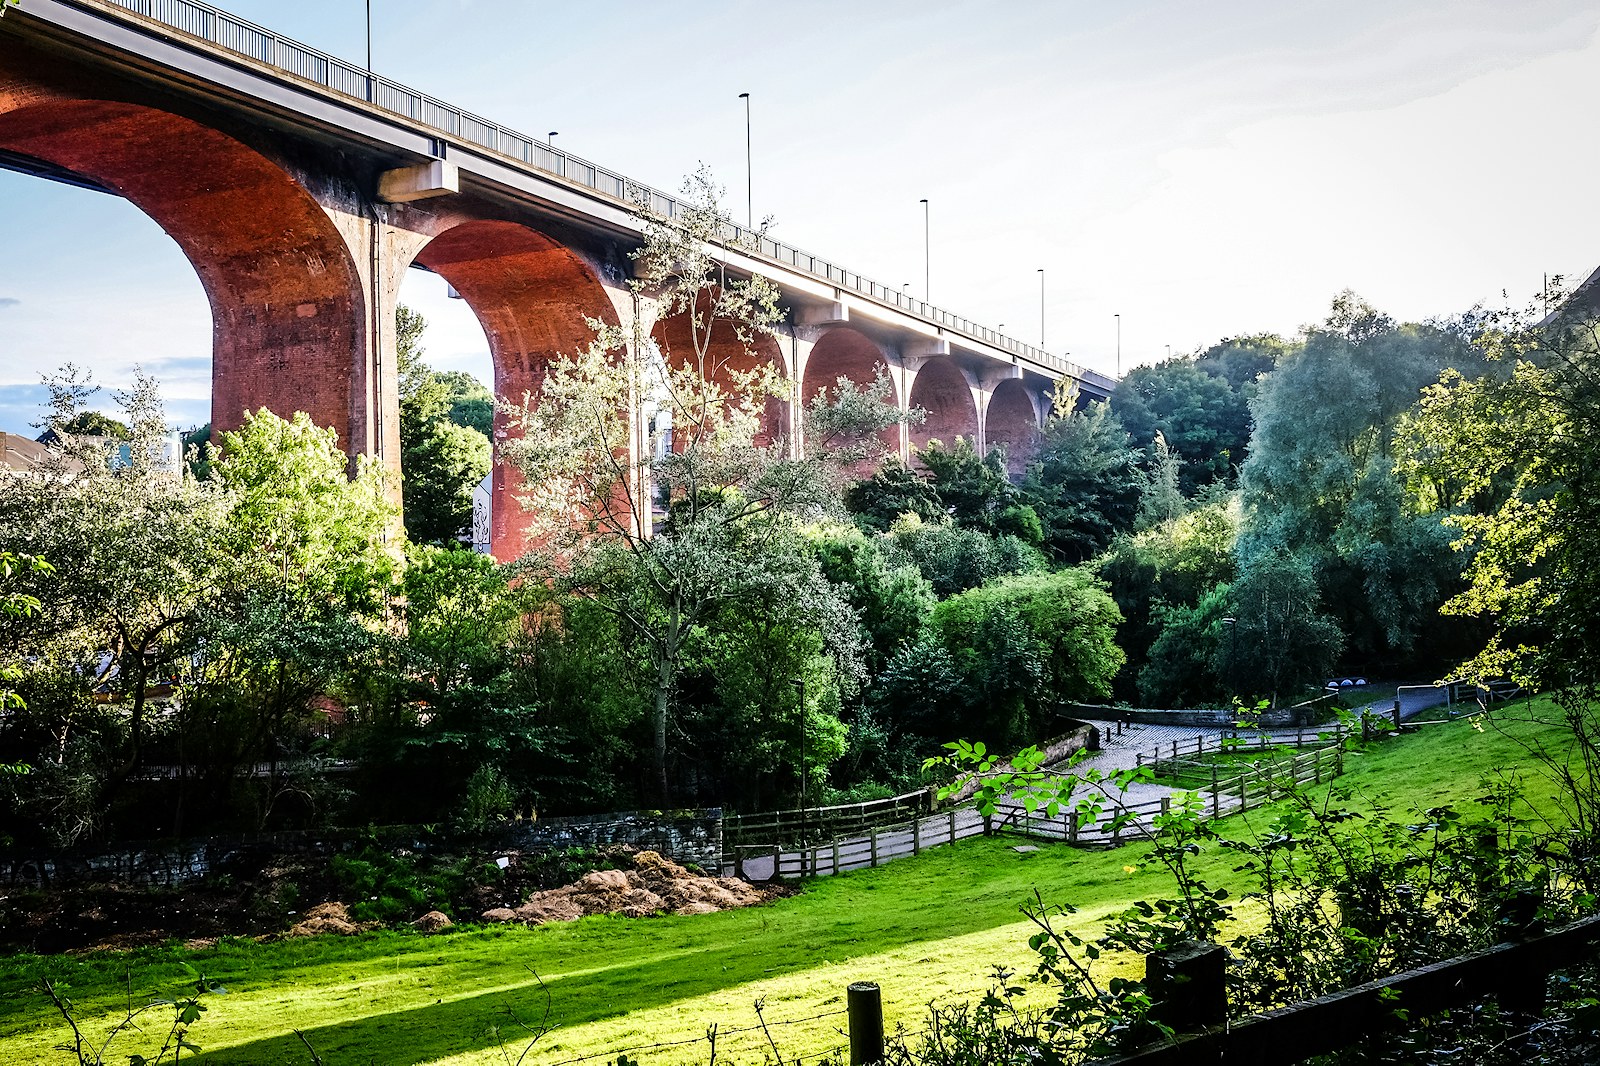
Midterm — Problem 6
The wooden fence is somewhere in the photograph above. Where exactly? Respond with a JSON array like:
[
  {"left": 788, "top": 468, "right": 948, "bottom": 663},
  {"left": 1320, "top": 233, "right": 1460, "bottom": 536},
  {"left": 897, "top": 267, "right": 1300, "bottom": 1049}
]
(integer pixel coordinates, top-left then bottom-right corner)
[
  {"left": 1094, "top": 912, "right": 1600, "bottom": 1065},
  {"left": 731, "top": 741, "right": 1350, "bottom": 878},
  {"left": 722, "top": 789, "right": 933, "bottom": 861},
  {"left": 734, "top": 808, "right": 988, "bottom": 879}
]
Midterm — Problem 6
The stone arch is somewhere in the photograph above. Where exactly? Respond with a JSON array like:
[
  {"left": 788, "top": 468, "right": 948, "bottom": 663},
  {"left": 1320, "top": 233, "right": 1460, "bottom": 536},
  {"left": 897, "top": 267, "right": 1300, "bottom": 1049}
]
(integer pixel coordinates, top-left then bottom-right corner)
[
  {"left": 801, "top": 328, "right": 900, "bottom": 456},
  {"left": 986, "top": 378, "right": 1042, "bottom": 479},
  {"left": 908, "top": 358, "right": 979, "bottom": 455},
  {"left": 651, "top": 296, "right": 788, "bottom": 450},
  {"left": 0, "top": 95, "right": 368, "bottom": 456},
  {"left": 409, "top": 219, "right": 622, "bottom": 559}
]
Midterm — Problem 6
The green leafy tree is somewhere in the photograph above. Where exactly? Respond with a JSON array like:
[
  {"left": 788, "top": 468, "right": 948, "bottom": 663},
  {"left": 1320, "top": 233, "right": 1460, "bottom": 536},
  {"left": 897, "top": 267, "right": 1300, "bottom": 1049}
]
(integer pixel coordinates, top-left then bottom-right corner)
[
  {"left": 0, "top": 369, "right": 232, "bottom": 836},
  {"left": 501, "top": 168, "right": 903, "bottom": 802},
  {"left": 1399, "top": 292, "right": 1600, "bottom": 684},
  {"left": 1111, "top": 358, "right": 1251, "bottom": 494},
  {"left": 883, "top": 514, "right": 1044, "bottom": 597},
  {"left": 1195, "top": 332, "right": 1292, "bottom": 393},
  {"left": 1021, "top": 402, "right": 1141, "bottom": 563},
  {"left": 1138, "top": 584, "right": 1232, "bottom": 708},
  {"left": 927, "top": 568, "right": 1123, "bottom": 744},
  {"left": 1238, "top": 293, "right": 1480, "bottom": 662},
  {"left": 845, "top": 455, "right": 946, "bottom": 532},
  {"left": 395, "top": 305, "right": 493, "bottom": 544},
  {"left": 1219, "top": 550, "right": 1343, "bottom": 705},
  {"left": 1096, "top": 494, "right": 1240, "bottom": 700}
]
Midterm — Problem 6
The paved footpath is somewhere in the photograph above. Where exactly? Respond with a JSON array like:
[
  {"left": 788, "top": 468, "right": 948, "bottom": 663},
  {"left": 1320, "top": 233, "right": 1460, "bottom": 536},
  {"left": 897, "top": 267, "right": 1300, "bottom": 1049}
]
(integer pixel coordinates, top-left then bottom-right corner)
[{"left": 734, "top": 691, "right": 1453, "bottom": 881}]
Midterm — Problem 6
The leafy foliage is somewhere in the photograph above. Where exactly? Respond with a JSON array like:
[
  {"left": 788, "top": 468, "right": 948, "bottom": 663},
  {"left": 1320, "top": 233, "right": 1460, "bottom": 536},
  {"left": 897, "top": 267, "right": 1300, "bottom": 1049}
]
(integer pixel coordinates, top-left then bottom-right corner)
[{"left": 1021, "top": 403, "right": 1141, "bottom": 563}]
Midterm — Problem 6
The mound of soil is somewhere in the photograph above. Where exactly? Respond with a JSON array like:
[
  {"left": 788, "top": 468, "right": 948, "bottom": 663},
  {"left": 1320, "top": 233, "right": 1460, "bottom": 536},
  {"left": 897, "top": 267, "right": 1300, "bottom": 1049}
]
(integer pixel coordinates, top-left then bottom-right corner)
[
  {"left": 287, "top": 901, "right": 375, "bottom": 938},
  {"left": 483, "top": 850, "right": 779, "bottom": 925}
]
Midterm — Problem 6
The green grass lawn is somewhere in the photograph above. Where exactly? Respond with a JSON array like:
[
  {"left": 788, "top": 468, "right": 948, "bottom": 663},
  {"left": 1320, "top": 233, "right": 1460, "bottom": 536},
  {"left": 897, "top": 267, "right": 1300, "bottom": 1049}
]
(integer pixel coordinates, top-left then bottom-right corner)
[{"left": 0, "top": 698, "right": 1580, "bottom": 1066}]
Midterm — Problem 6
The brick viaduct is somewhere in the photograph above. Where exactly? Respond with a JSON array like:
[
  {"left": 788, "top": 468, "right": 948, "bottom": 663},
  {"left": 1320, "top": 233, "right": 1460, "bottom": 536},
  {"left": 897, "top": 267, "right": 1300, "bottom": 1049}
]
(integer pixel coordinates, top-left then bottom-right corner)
[{"left": 0, "top": 0, "right": 1115, "bottom": 559}]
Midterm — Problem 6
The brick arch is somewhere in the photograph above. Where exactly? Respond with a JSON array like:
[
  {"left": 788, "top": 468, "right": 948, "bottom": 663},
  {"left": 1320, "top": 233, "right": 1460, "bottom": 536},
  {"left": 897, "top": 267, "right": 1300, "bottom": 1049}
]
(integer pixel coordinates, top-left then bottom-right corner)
[
  {"left": 801, "top": 328, "right": 900, "bottom": 456},
  {"left": 908, "top": 358, "right": 978, "bottom": 454},
  {"left": 986, "top": 379, "right": 1042, "bottom": 479},
  {"left": 651, "top": 296, "right": 788, "bottom": 450},
  {"left": 410, "top": 219, "right": 622, "bottom": 559},
  {"left": 0, "top": 96, "right": 367, "bottom": 455}
]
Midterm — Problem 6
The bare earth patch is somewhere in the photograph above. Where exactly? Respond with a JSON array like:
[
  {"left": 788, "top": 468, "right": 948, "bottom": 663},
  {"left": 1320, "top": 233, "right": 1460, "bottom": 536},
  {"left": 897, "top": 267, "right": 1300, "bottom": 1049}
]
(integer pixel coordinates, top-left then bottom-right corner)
[{"left": 483, "top": 850, "right": 779, "bottom": 925}]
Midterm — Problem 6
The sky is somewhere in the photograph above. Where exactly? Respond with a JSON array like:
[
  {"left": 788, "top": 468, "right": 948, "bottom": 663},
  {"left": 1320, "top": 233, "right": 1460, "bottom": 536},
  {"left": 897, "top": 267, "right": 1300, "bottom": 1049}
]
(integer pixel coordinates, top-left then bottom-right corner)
[{"left": 2, "top": 0, "right": 1599, "bottom": 433}]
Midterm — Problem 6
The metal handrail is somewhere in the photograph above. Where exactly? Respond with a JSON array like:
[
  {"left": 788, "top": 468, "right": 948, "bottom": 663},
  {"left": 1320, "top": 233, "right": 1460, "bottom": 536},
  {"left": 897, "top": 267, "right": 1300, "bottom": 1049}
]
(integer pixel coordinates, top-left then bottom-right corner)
[{"left": 88, "top": 0, "right": 1114, "bottom": 390}]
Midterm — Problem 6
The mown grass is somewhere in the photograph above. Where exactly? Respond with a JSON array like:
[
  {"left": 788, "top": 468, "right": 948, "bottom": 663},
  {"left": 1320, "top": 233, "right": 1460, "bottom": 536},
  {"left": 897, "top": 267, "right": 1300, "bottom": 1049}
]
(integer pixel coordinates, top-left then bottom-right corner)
[{"left": 0, "top": 697, "right": 1580, "bottom": 1066}]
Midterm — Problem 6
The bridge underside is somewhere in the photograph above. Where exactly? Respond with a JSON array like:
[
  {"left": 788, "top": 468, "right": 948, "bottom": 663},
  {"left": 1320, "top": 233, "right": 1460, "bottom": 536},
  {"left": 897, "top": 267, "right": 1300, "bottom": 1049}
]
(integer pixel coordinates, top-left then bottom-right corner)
[{"left": 0, "top": 8, "right": 1103, "bottom": 560}]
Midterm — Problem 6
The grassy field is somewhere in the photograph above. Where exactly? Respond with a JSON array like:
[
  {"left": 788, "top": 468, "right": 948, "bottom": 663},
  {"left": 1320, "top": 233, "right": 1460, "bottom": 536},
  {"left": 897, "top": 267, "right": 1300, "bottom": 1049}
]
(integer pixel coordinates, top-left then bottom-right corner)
[{"left": 0, "top": 699, "right": 1579, "bottom": 1066}]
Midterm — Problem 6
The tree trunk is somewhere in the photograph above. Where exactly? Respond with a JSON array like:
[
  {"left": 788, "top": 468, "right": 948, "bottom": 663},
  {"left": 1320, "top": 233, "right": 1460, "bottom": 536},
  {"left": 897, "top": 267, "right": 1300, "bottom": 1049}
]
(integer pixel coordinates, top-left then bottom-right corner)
[{"left": 654, "top": 667, "right": 671, "bottom": 805}]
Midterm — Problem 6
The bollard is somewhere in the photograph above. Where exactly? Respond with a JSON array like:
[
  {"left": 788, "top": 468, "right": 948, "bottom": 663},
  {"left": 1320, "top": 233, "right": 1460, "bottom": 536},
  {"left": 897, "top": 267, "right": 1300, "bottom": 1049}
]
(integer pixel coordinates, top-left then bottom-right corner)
[
  {"left": 1392, "top": 699, "right": 1402, "bottom": 732},
  {"left": 847, "top": 981, "right": 885, "bottom": 1065}
]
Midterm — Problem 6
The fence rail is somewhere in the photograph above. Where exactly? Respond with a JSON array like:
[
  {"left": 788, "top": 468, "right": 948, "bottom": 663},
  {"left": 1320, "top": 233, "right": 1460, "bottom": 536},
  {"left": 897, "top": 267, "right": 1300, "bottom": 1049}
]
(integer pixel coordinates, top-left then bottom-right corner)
[
  {"left": 77, "top": 0, "right": 1111, "bottom": 388},
  {"left": 730, "top": 740, "right": 1350, "bottom": 880},
  {"left": 1097, "top": 913, "right": 1600, "bottom": 1065},
  {"left": 723, "top": 789, "right": 931, "bottom": 843}
]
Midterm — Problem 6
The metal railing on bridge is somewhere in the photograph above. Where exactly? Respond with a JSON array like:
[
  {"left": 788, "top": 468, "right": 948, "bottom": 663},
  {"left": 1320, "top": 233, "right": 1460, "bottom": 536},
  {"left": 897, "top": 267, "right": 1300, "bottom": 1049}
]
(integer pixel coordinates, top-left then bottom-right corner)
[{"left": 88, "top": 0, "right": 1114, "bottom": 391}]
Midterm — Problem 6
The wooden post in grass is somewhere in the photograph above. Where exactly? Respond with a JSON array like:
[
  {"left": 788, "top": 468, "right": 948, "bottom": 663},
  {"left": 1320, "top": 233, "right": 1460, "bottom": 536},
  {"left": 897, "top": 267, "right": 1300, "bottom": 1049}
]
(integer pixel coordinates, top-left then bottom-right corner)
[
  {"left": 833, "top": 839, "right": 841, "bottom": 874},
  {"left": 847, "top": 982, "right": 885, "bottom": 1065},
  {"left": 1069, "top": 810, "right": 1080, "bottom": 844},
  {"left": 912, "top": 817, "right": 921, "bottom": 856},
  {"left": 1211, "top": 765, "right": 1220, "bottom": 817},
  {"left": 1392, "top": 699, "right": 1403, "bottom": 732},
  {"left": 1147, "top": 941, "right": 1228, "bottom": 1035},
  {"left": 1497, "top": 889, "right": 1549, "bottom": 1020},
  {"left": 870, "top": 829, "right": 880, "bottom": 867}
]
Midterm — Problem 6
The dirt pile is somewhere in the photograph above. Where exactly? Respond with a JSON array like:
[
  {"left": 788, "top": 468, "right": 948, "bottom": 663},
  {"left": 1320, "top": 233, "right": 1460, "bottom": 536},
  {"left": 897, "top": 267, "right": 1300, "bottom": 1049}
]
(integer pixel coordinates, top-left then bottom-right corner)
[
  {"left": 288, "top": 901, "right": 373, "bottom": 938},
  {"left": 483, "top": 850, "right": 773, "bottom": 925}
]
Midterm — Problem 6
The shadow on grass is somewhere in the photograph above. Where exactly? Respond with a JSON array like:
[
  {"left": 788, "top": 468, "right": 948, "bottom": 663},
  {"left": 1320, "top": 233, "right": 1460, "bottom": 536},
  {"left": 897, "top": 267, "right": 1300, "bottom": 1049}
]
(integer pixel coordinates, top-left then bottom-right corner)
[{"left": 193, "top": 941, "right": 841, "bottom": 1065}]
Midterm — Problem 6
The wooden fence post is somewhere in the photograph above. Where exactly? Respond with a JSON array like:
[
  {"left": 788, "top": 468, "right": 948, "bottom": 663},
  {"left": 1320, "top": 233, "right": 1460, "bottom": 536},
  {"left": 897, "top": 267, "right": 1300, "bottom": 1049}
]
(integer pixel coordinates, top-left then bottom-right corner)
[
  {"left": 912, "top": 818, "right": 921, "bottom": 856},
  {"left": 870, "top": 829, "right": 880, "bottom": 867},
  {"left": 1147, "top": 941, "right": 1228, "bottom": 1035},
  {"left": 847, "top": 981, "right": 885, "bottom": 1066},
  {"left": 1211, "top": 765, "right": 1220, "bottom": 817},
  {"left": 1069, "top": 810, "right": 1080, "bottom": 844},
  {"left": 833, "top": 839, "right": 841, "bottom": 874},
  {"left": 1392, "top": 699, "right": 1403, "bottom": 732},
  {"left": 1497, "top": 890, "right": 1549, "bottom": 1020}
]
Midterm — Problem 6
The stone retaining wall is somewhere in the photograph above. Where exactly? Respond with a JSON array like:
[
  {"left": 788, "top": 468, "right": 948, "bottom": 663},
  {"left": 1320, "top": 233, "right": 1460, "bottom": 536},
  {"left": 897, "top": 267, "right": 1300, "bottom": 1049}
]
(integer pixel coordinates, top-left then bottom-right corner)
[{"left": 0, "top": 809, "right": 723, "bottom": 889}]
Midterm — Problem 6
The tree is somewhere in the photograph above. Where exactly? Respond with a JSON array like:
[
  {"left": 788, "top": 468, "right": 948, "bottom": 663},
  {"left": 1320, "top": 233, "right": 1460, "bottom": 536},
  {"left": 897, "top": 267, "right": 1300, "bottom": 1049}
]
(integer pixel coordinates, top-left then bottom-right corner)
[
  {"left": 1139, "top": 584, "right": 1232, "bottom": 708},
  {"left": 1195, "top": 333, "right": 1292, "bottom": 393},
  {"left": 1238, "top": 293, "right": 1480, "bottom": 663},
  {"left": 883, "top": 514, "right": 1044, "bottom": 598},
  {"left": 1111, "top": 357, "right": 1252, "bottom": 494},
  {"left": 1021, "top": 402, "right": 1141, "bottom": 563},
  {"left": 500, "top": 168, "right": 903, "bottom": 802},
  {"left": 844, "top": 456, "right": 944, "bottom": 532},
  {"left": 1219, "top": 551, "right": 1343, "bottom": 705},
  {"left": 1097, "top": 495, "right": 1239, "bottom": 701},
  {"left": 0, "top": 369, "right": 233, "bottom": 841},
  {"left": 395, "top": 304, "right": 494, "bottom": 544},
  {"left": 1400, "top": 292, "right": 1600, "bottom": 685},
  {"left": 926, "top": 568, "right": 1123, "bottom": 745}
]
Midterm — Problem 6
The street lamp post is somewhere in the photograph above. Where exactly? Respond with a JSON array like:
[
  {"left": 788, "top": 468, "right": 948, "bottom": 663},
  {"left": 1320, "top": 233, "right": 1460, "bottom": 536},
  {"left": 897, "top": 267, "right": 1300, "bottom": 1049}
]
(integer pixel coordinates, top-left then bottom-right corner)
[
  {"left": 919, "top": 199, "right": 930, "bottom": 302},
  {"left": 739, "top": 93, "right": 753, "bottom": 232},
  {"left": 1115, "top": 313, "right": 1122, "bottom": 377},
  {"left": 1038, "top": 268, "right": 1045, "bottom": 349}
]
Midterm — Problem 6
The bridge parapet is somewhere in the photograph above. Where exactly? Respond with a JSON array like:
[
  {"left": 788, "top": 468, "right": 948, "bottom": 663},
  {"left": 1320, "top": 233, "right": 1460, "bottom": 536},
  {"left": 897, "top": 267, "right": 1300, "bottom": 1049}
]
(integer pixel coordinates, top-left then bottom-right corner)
[{"left": 81, "top": 0, "right": 1111, "bottom": 392}]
